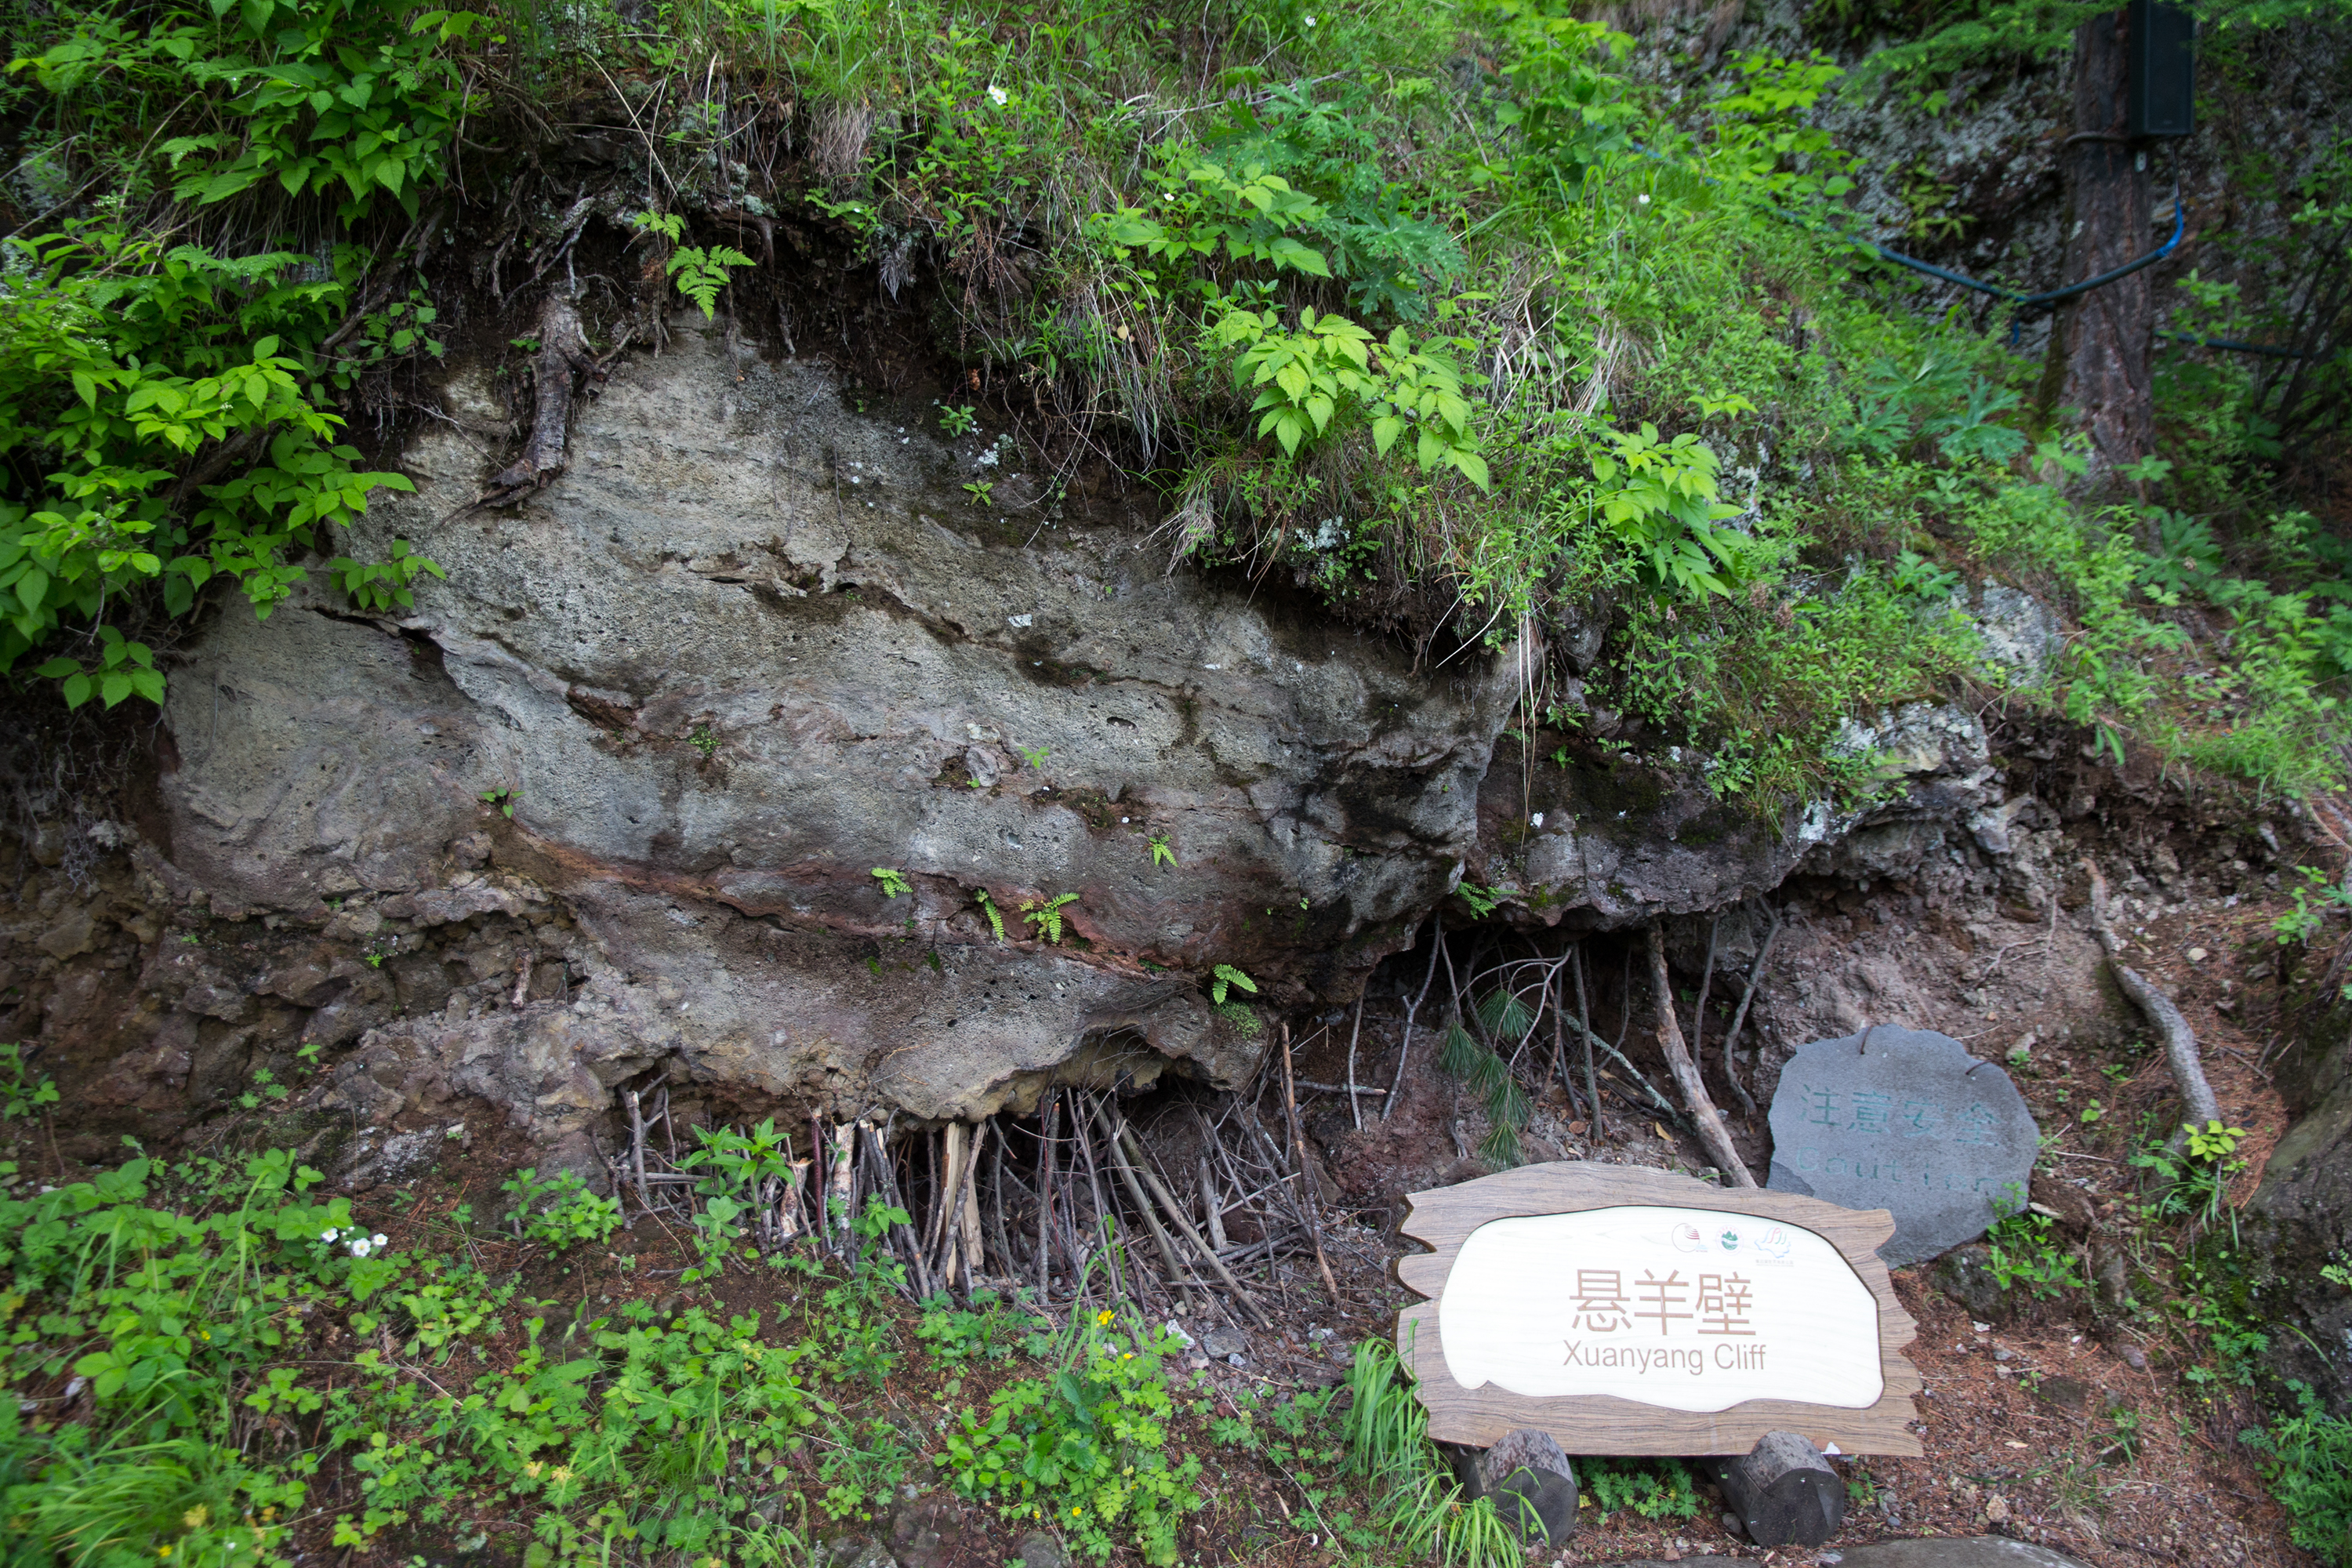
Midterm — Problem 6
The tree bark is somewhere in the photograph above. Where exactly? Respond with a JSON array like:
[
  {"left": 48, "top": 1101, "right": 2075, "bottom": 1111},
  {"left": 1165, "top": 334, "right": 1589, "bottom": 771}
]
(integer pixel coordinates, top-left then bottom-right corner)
[{"left": 2044, "top": 7, "right": 2156, "bottom": 479}]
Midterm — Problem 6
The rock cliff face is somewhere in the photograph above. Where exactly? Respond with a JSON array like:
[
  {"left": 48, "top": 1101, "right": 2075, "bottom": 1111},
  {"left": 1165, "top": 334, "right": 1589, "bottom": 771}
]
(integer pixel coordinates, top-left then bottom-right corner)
[
  {"left": 153, "top": 314, "right": 1540, "bottom": 1156},
  {"left": 9, "top": 313, "right": 2061, "bottom": 1169}
]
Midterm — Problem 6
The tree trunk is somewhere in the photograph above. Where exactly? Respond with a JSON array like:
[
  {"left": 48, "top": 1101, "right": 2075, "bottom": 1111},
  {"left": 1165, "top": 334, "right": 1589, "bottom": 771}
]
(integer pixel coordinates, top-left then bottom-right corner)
[{"left": 2043, "top": 8, "right": 2155, "bottom": 480}]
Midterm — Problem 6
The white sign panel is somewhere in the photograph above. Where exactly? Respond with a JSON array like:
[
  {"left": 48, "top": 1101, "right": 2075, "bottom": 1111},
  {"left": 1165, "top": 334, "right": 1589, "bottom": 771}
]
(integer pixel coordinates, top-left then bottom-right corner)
[{"left": 1437, "top": 1203, "right": 1883, "bottom": 1414}]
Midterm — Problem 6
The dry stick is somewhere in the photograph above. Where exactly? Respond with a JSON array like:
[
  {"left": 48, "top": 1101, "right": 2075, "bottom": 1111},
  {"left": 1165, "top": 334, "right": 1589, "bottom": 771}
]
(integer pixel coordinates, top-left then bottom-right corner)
[
  {"left": 1087, "top": 1103, "right": 1205, "bottom": 1317},
  {"left": 989, "top": 1117, "right": 1015, "bottom": 1279},
  {"left": 1572, "top": 946, "right": 1603, "bottom": 1136},
  {"left": 1105, "top": 1137, "right": 1193, "bottom": 1315},
  {"left": 829, "top": 1123, "right": 855, "bottom": 1249},
  {"left": 2082, "top": 860, "right": 2222, "bottom": 1158},
  {"left": 1279, "top": 1022, "right": 1345, "bottom": 1301},
  {"left": 1691, "top": 912, "right": 1722, "bottom": 1100},
  {"left": 625, "top": 1090, "right": 652, "bottom": 1216},
  {"left": 1646, "top": 924, "right": 1758, "bottom": 1187},
  {"left": 957, "top": 1121, "right": 990, "bottom": 1294},
  {"left": 1200, "top": 1157, "right": 1229, "bottom": 1251},
  {"left": 1344, "top": 993, "right": 1367, "bottom": 1133},
  {"left": 1036, "top": 1092, "right": 1058, "bottom": 1301},
  {"left": 858, "top": 1123, "right": 934, "bottom": 1298},
  {"left": 1109, "top": 1115, "right": 1272, "bottom": 1326},
  {"left": 1719, "top": 900, "right": 1781, "bottom": 1119},
  {"left": 1071, "top": 1100, "right": 1128, "bottom": 1307},
  {"left": 933, "top": 1124, "right": 968, "bottom": 1288},
  {"left": 1384, "top": 912, "right": 1446, "bottom": 1121}
]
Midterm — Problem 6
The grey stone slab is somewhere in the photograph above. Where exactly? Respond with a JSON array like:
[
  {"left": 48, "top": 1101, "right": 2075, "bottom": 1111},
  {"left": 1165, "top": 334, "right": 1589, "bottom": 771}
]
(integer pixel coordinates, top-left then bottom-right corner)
[
  {"left": 1592, "top": 1541, "right": 2090, "bottom": 1567},
  {"left": 1766, "top": 1026, "right": 2039, "bottom": 1267},
  {"left": 1828, "top": 1539, "right": 2094, "bottom": 1567}
]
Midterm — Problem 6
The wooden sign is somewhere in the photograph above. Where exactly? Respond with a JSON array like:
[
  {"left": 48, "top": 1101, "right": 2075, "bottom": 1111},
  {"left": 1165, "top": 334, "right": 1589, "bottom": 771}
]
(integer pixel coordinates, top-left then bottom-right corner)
[{"left": 1395, "top": 1163, "right": 1922, "bottom": 1456}]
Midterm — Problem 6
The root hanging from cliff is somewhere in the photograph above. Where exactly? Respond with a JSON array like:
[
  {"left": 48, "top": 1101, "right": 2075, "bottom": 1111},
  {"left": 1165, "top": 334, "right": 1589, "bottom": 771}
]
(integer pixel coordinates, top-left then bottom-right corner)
[
  {"left": 481, "top": 296, "right": 601, "bottom": 504},
  {"left": 598, "top": 1076, "right": 1339, "bottom": 1322}
]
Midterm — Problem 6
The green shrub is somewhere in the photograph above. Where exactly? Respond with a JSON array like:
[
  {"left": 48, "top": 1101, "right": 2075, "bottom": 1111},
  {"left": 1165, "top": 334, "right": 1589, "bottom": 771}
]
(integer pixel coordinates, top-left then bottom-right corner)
[
  {"left": 499, "top": 1167, "right": 622, "bottom": 1253},
  {"left": 2251, "top": 1386, "right": 2352, "bottom": 1566},
  {"left": 937, "top": 1308, "right": 1202, "bottom": 1564}
]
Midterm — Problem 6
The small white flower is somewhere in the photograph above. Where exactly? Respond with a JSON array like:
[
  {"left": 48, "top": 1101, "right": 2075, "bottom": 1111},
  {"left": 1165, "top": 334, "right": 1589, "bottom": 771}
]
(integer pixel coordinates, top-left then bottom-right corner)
[
  {"left": 348, "top": 1239, "right": 372, "bottom": 1258},
  {"left": 1302, "top": 13, "right": 1316, "bottom": 24},
  {"left": 321, "top": 1227, "right": 340, "bottom": 1242},
  {"left": 371, "top": 1233, "right": 389, "bottom": 1248},
  {"left": 987, "top": 85, "right": 1009, "bottom": 106},
  {"left": 1530, "top": 812, "right": 1545, "bottom": 829},
  {"left": 1637, "top": 193, "right": 1650, "bottom": 205}
]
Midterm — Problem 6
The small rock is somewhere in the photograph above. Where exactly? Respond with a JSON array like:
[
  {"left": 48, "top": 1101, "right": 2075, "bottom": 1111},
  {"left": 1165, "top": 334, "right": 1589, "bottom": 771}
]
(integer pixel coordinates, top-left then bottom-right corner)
[
  {"left": 2187, "top": 946, "right": 2208, "bottom": 963},
  {"left": 2117, "top": 1344, "right": 2148, "bottom": 1370},
  {"left": 1014, "top": 1532, "right": 1067, "bottom": 1568},
  {"left": 1721, "top": 1510, "right": 1744, "bottom": 1539},
  {"left": 1932, "top": 1247, "right": 2011, "bottom": 1322},
  {"left": 37, "top": 909, "right": 96, "bottom": 961},
  {"left": 1198, "top": 1326, "right": 1246, "bottom": 1359},
  {"left": 2035, "top": 1375, "right": 2090, "bottom": 1412},
  {"left": 818, "top": 1537, "right": 896, "bottom": 1568},
  {"left": 1991, "top": 1347, "right": 2013, "bottom": 1362},
  {"left": 1985, "top": 1495, "right": 2011, "bottom": 1524},
  {"left": 1161, "top": 1319, "right": 1196, "bottom": 1351}
]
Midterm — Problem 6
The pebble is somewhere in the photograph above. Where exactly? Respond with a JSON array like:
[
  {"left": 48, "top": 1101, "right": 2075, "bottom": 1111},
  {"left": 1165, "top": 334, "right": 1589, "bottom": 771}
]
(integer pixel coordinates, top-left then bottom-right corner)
[
  {"left": 2187, "top": 946, "right": 2209, "bottom": 961},
  {"left": 2118, "top": 1344, "right": 2149, "bottom": 1370},
  {"left": 1993, "top": 1348, "right": 2014, "bottom": 1362}
]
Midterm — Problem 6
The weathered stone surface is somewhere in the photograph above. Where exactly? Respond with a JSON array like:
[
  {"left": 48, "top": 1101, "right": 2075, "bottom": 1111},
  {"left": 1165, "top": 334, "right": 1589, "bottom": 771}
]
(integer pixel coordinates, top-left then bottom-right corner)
[
  {"left": 1830, "top": 1540, "right": 2095, "bottom": 1567},
  {"left": 1468, "top": 702, "right": 1998, "bottom": 931},
  {"left": 1766, "top": 1027, "right": 2038, "bottom": 1267},
  {"left": 2245, "top": 991, "right": 2352, "bottom": 1408},
  {"left": 158, "top": 316, "right": 1523, "bottom": 1121},
  {"left": 125, "top": 315, "right": 2078, "bottom": 1140},
  {"left": 1973, "top": 585, "right": 2062, "bottom": 683},
  {"left": 1929, "top": 1243, "right": 2013, "bottom": 1323}
]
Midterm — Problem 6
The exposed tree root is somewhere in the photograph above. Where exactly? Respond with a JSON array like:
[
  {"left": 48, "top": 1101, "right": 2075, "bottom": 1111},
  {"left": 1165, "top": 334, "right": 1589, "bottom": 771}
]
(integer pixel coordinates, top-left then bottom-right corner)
[
  {"left": 1647, "top": 924, "right": 1757, "bottom": 1187},
  {"left": 2082, "top": 858, "right": 2222, "bottom": 1154},
  {"left": 483, "top": 295, "right": 600, "bottom": 503}
]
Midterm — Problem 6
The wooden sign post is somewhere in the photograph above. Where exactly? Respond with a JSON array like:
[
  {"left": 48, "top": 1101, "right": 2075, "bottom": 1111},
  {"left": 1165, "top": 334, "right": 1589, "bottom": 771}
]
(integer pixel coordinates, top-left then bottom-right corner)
[{"left": 1396, "top": 1163, "right": 1922, "bottom": 1457}]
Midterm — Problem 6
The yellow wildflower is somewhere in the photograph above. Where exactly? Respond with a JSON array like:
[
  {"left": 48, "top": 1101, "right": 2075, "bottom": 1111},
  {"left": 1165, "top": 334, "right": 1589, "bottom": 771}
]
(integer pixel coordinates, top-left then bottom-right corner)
[{"left": 1095, "top": 1310, "right": 1114, "bottom": 1325}]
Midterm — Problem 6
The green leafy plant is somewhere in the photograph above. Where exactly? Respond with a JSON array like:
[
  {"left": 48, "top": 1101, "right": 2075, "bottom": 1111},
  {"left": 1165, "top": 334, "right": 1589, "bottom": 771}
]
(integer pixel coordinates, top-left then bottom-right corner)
[
  {"left": 1984, "top": 1192, "right": 2088, "bottom": 1298},
  {"left": 479, "top": 788, "right": 515, "bottom": 818},
  {"left": 936, "top": 403, "right": 978, "bottom": 437},
  {"left": 1582, "top": 1455, "right": 1704, "bottom": 1520},
  {"left": 1208, "top": 305, "right": 1488, "bottom": 489},
  {"left": 1, "top": 1044, "right": 60, "bottom": 1121},
  {"left": 871, "top": 868, "right": 912, "bottom": 898},
  {"left": 1018, "top": 743, "right": 1049, "bottom": 768},
  {"left": 2276, "top": 866, "right": 2352, "bottom": 945},
  {"left": 963, "top": 480, "right": 995, "bottom": 508},
  {"left": 1018, "top": 892, "right": 1079, "bottom": 943},
  {"left": 1147, "top": 835, "right": 1176, "bottom": 867},
  {"left": 499, "top": 1167, "right": 622, "bottom": 1251},
  {"left": 688, "top": 724, "right": 720, "bottom": 758},
  {"left": 633, "top": 212, "right": 755, "bottom": 319},
  {"left": 2247, "top": 1383, "right": 2352, "bottom": 1565},
  {"left": 937, "top": 1308, "right": 1203, "bottom": 1564},
  {"left": 1208, "top": 964, "right": 1256, "bottom": 1005},
  {"left": 1588, "top": 423, "right": 1759, "bottom": 600},
  {"left": 974, "top": 888, "right": 1006, "bottom": 941}
]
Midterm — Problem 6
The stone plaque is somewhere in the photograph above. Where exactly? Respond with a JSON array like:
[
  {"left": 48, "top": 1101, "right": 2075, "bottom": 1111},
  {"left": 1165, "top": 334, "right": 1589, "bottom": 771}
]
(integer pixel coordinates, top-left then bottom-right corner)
[
  {"left": 1395, "top": 1163, "right": 1922, "bottom": 1456},
  {"left": 1765, "top": 1025, "right": 2039, "bottom": 1269}
]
